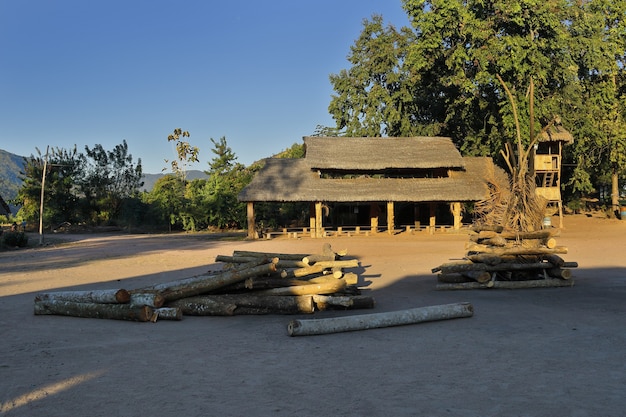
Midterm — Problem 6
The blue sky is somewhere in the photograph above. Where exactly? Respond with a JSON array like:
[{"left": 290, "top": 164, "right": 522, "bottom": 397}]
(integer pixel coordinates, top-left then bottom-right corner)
[{"left": 1, "top": 1, "right": 410, "bottom": 174}]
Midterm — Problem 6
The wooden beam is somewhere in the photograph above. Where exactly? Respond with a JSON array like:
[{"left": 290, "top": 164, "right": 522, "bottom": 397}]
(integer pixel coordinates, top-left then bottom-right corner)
[
  {"left": 315, "top": 201, "right": 323, "bottom": 238},
  {"left": 370, "top": 203, "right": 380, "bottom": 234},
  {"left": 387, "top": 201, "right": 394, "bottom": 234},
  {"left": 452, "top": 202, "right": 462, "bottom": 230},
  {"left": 246, "top": 202, "right": 256, "bottom": 239},
  {"left": 309, "top": 203, "right": 315, "bottom": 238}
]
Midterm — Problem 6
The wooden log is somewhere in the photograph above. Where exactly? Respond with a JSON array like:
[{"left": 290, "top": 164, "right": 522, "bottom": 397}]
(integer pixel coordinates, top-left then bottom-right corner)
[
  {"left": 168, "top": 295, "right": 315, "bottom": 315},
  {"left": 302, "top": 254, "right": 335, "bottom": 264},
  {"left": 542, "top": 254, "right": 565, "bottom": 267},
  {"left": 343, "top": 272, "right": 359, "bottom": 286},
  {"left": 280, "top": 265, "right": 325, "bottom": 278},
  {"left": 438, "top": 261, "right": 560, "bottom": 274},
  {"left": 287, "top": 302, "right": 474, "bottom": 336},
  {"left": 437, "top": 273, "right": 471, "bottom": 283},
  {"left": 466, "top": 243, "right": 568, "bottom": 255},
  {"left": 34, "top": 289, "right": 130, "bottom": 304},
  {"left": 257, "top": 278, "right": 347, "bottom": 296},
  {"left": 150, "top": 307, "right": 183, "bottom": 321},
  {"left": 436, "top": 278, "right": 575, "bottom": 290},
  {"left": 233, "top": 250, "right": 309, "bottom": 260},
  {"left": 480, "top": 236, "right": 507, "bottom": 247},
  {"left": 432, "top": 260, "right": 474, "bottom": 273},
  {"left": 129, "top": 292, "right": 165, "bottom": 308},
  {"left": 462, "top": 270, "right": 492, "bottom": 284},
  {"left": 546, "top": 268, "right": 573, "bottom": 279},
  {"left": 543, "top": 237, "right": 557, "bottom": 249},
  {"left": 34, "top": 300, "right": 153, "bottom": 322},
  {"left": 312, "top": 295, "right": 375, "bottom": 311},
  {"left": 143, "top": 262, "right": 277, "bottom": 301}
]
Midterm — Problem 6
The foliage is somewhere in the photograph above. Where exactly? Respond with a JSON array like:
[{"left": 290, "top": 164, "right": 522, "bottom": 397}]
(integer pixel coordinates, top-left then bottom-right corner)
[
  {"left": 15, "top": 143, "right": 143, "bottom": 230},
  {"left": 328, "top": 0, "right": 626, "bottom": 209},
  {"left": 165, "top": 128, "right": 199, "bottom": 181},
  {"left": 1, "top": 231, "right": 28, "bottom": 248}
]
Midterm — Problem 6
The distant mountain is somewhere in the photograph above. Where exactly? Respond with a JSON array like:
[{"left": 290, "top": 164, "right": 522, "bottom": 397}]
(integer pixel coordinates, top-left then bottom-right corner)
[
  {"left": 0, "top": 149, "right": 26, "bottom": 212},
  {"left": 141, "top": 170, "right": 209, "bottom": 191}
]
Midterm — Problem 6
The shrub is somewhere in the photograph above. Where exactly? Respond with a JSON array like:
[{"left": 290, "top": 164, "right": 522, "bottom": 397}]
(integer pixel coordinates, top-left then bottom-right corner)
[{"left": 1, "top": 231, "right": 29, "bottom": 248}]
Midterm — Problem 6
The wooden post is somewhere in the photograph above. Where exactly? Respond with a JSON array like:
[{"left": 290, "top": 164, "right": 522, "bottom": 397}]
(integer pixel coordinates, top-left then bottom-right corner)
[
  {"left": 370, "top": 203, "right": 380, "bottom": 234},
  {"left": 309, "top": 203, "right": 316, "bottom": 238},
  {"left": 429, "top": 203, "right": 436, "bottom": 234},
  {"left": 452, "top": 202, "right": 462, "bottom": 230},
  {"left": 315, "top": 201, "right": 323, "bottom": 238},
  {"left": 246, "top": 202, "right": 256, "bottom": 239},
  {"left": 387, "top": 201, "right": 394, "bottom": 235}
]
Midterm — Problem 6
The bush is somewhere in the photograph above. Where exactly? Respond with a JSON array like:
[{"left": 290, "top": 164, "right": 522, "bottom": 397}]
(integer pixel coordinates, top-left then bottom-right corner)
[{"left": 1, "top": 231, "right": 29, "bottom": 248}]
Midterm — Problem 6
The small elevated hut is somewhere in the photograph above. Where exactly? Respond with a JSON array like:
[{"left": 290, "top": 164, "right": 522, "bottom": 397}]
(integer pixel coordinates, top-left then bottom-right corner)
[
  {"left": 532, "top": 124, "right": 574, "bottom": 228},
  {"left": 238, "top": 136, "right": 502, "bottom": 239}
]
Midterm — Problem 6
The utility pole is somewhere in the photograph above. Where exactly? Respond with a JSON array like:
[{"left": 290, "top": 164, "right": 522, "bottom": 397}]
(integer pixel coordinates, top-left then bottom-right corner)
[{"left": 39, "top": 146, "right": 49, "bottom": 245}]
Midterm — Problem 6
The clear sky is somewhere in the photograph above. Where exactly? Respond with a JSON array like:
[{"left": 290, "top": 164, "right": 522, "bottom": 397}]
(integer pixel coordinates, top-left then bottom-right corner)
[{"left": 1, "top": 1, "right": 410, "bottom": 174}]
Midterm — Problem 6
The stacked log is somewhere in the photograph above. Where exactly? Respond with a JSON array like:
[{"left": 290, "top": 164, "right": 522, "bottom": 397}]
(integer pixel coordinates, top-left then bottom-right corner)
[
  {"left": 34, "top": 244, "right": 372, "bottom": 322},
  {"left": 433, "top": 227, "right": 578, "bottom": 290}
]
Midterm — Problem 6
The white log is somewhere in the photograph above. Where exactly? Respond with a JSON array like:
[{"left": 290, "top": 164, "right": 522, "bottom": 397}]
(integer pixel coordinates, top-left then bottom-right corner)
[
  {"left": 34, "top": 289, "right": 130, "bottom": 304},
  {"left": 287, "top": 302, "right": 474, "bottom": 336}
]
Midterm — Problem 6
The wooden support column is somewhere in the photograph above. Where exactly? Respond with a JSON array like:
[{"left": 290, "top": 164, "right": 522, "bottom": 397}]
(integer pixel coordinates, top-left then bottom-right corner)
[
  {"left": 429, "top": 202, "right": 436, "bottom": 234},
  {"left": 309, "top": 203, "right": 316, "bottom": 238},
  {"left": 315, "top": 201, "right": 323, "bottom": 238},
  {"left": 370, "top": 203, "right": 380, "bottom": 234},
  {"left": 451, "top": 202, "right": 461, "bottom": 230},
  {"left": 387, "top": 201, "right": 395, "bottom": 235},
  {"left": 246, "top": 202, "right": 256, "bottom": 239}
]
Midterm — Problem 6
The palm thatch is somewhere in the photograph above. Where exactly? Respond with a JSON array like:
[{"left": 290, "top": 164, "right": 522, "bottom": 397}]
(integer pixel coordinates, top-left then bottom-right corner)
[{"left": 538, "top": 124, "right": 574, "bottom": 144}]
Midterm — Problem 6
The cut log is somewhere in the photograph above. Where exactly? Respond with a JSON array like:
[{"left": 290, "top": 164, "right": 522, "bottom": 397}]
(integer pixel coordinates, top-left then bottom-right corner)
[
  {"left": 479, "top": 236, "right": 508, "bottom": 247},
  {"left": 462, "top": 270, "right": 492, "bottom": 284},
  {"left": 34, "top": 300, "right": 153, "bottom": 322},
  {"left": 151, "top": 307, "right": 182, "bottom": 321},
  {"left": 312, "top": 295, "right": 375, "bottom": 311},
  {"left": 257, "top": 278, "right": 347, "bottom": 296},
  {"left": 287, "top": 302, "right": 474, "bottom": 336},
  {"left": 437, "top": 261, "right": 562, "bottom": 275},
  {"left": 437, "top": 273, "right": 472, "bottom": 283},
  {"left": 546, "top": 268, "right": 573, "bottom": 279},
  {"left": 34, "top": 289, "right": 130, "bottom": 304},
  {"left": 129, "top": 292, "right": 165, "bottom": 308},
  {"left": 168, "top": 295, "right": 315, "bottom": 315},
  {"left": 143, "top": 262, "right": 277, "bottom": 301},
  {"left": 343, "top": 272, "right": 359, "bottom": 286},
  {"left": 280, "top": 265, "right": 325, "bottom": 279},
  {"left": 436, "top": 278, "right": 575, "bottom": 290},
  {"left": 233, "top": 250, "right": 309, "bottom": 260},
  {"left": 466, "top": 243, "right": 568, "bottom": 255},
  {"left": 302, "top": 254, "right": 336, "bottom": 265}
]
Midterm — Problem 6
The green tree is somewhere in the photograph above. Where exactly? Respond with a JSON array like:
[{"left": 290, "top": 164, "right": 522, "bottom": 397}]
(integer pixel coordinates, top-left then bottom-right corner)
[
  {"left": 165, "top": 128, "right": 199, "bottom": 181},
  {"left": 565, "top": 0, "right": 626, "bottom": 211},
  {"left": 81, "top": 140, "right": 143, "bottom": 224},
  {"left": 144, "top": 174, "right": 187, "bottom": 231},
  {"left": 328, "top": 15, "right": 417, "bottom": 137},
  {"left": 15, "top": 146, "right": 84, "bottom": 228}
]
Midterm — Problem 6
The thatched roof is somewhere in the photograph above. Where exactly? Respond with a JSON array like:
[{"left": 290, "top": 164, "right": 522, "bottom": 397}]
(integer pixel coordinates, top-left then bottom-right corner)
[
  {"left": 539, "top": 125, "right": 574, "bottom": 144},
  {"left": 303, "top": 136, "right": 465, "bottom": 170},
  {"left": 239, "top": 157, "right": 493, "bottom": 203}
]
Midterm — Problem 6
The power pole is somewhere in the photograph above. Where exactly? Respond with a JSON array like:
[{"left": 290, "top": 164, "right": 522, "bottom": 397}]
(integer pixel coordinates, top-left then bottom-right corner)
[{"left": 39, "top": 146, "right": 49, "bottom": 245}]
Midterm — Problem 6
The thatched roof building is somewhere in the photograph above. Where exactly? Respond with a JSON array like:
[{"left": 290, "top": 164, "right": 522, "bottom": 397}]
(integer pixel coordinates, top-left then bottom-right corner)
[{"left": 238, "top": 136, "right": 500, "bottom": 238}]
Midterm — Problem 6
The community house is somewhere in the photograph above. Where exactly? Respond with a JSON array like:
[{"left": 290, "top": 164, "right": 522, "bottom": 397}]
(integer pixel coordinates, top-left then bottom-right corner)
[{"left": 238, "top": 136, "right": 500, "bottom": 239}]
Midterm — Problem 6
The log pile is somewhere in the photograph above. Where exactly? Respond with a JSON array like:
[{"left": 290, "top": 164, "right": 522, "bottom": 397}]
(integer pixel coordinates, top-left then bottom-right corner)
[
  {"left": 34, "top": 243, "right": 373, "bottom": 322},
  {"left": 432, "top": 227, "right": 579, "bottom": 290}
]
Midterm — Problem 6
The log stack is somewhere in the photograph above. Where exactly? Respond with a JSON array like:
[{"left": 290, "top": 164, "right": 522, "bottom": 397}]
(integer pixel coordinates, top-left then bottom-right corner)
[
  {"left": 34, "top": 244, "right": 373, "bottom": 322},
  {"left": 432, "top": 227, "right": 578, "bottom": 290}
]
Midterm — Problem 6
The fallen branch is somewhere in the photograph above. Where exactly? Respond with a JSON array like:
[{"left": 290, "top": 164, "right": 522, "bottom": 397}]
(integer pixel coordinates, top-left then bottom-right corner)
[
  {"left": 34, "top": 300, "right": 153, "bottom": 322},
  {"left": 34, "top": 289, "right": 130, "bottom": 304},
  {"left": 436, "top": 278, "right": 575, "bottom": 290}
]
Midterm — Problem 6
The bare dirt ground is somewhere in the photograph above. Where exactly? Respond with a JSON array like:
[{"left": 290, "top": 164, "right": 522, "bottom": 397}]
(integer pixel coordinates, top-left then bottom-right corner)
[{"left": 1, "top": 214, "right": 625, "bottom": 417}]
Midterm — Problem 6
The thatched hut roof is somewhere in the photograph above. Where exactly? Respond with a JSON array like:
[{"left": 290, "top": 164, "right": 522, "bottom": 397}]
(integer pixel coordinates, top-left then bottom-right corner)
[
  {"left": 539, "top": 125, "right": 574, "bottom": 144},
  {"left": 253, "top": 157, "right": 491, "bottom": 202},
  {"left": 303, "top": 136, "right": 465, "bottom": 170}
]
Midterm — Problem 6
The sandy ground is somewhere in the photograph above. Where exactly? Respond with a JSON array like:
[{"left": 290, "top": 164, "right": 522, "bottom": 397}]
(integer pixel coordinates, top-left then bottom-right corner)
[{"left": 0, "top": 214, "right": 625, "bottom": 417}]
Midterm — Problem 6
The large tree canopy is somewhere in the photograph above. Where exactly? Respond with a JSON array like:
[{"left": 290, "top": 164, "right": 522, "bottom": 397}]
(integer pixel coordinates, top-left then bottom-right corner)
[{"left": 327, "top": 0, "right": 626, "bottom": 207}]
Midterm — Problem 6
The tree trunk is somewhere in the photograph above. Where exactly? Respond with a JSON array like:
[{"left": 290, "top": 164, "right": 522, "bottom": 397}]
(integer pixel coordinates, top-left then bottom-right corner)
[
  {"left": 462, "top": 270, "right": 492, "bottom": 284},
  {"left": 436, "top": 278, "right": 574, "bottom": 290},
  {"left": 151, "top": 307, "right": 182, "bottom": 321},
  {"left": 312, "top": 295, "right": 375, "bottom": 311},
  {"left": 34, "top": 300, "right": 153, "bottom": 322},
  {"left": 466, "top": 243, "right": 568, "bottom": 255},
  {"left": 144, "top": 262, "right": 277, "bottom": 301},
  {"left": 256, "top": 278, "right": 347, "bottom": 296},
  {"left": 129, "top": 292, "right": 165, "bottom": 308},
  {"left": 287, "top": 302, "right": 474, "bottom": 336},
  {"left": 168, "top": 295, "right": 315, "bottom": 315},
  {"left": 34, "top": 289, "right": 130, "bottom": 304}
]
